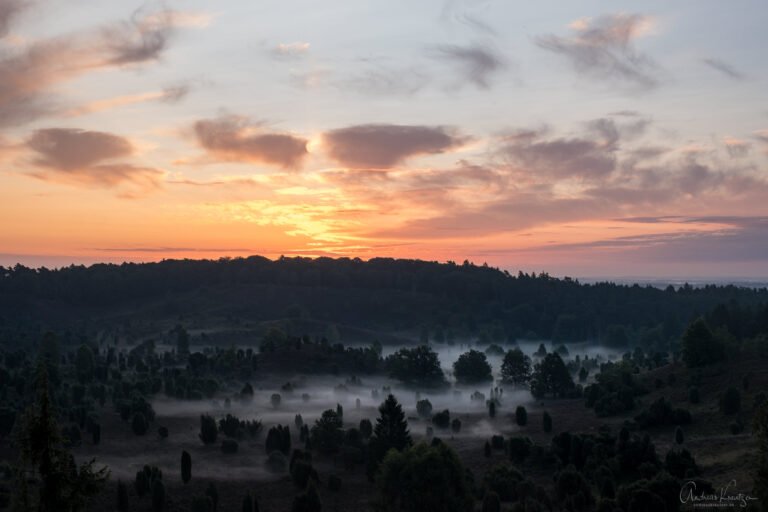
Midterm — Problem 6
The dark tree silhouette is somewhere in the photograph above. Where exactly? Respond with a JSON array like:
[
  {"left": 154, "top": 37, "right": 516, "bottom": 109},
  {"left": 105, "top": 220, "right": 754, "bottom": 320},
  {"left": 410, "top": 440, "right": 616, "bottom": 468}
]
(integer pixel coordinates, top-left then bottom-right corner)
[
  {"left": 530, "top": 353, "right": 574, "bottom": 398},
  {"left": 367, "top": 394, "right": 412, "bottom": 480},
  {"left": 453, "top": 350, "right": 493, "bottom": 384},
  {"left": 181, "top": 450, "right": 192, "bottom": 484},
  {"left": 501, "top": 348, "right": 532, "bottom": 385}
]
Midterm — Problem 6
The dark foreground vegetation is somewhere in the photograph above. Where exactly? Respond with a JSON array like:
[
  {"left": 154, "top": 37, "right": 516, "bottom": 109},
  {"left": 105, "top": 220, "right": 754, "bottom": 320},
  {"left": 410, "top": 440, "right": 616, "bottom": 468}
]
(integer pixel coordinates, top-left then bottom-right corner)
[{"left": 0, "top": 256, "right": 767, "bottom": 511}]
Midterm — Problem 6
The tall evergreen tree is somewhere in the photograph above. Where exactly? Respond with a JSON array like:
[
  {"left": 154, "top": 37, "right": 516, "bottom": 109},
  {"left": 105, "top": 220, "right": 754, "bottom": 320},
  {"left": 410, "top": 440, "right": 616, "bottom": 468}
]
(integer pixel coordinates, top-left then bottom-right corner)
[
  {"left": 14, "top": 361, "right": 109, "bottom": 511},
  {"left": 367, "top": 395, "right": 412, "bottom": 480}
]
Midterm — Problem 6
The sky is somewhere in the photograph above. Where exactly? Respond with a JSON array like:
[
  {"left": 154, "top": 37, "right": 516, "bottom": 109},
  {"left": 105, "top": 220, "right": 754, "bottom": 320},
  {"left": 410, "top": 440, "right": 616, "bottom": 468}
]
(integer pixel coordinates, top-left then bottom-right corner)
[{"left": 1, "top": 0, "right": 767, "bottom": 279}]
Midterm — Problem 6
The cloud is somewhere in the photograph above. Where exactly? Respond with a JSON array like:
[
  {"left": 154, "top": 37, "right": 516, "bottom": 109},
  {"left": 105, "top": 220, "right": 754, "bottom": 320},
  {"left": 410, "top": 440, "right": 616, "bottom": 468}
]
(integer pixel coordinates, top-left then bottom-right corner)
[
  {"left": 25, "top": 128, "right": 163, "bottom": 190},
  {"left": 342, "top": 65, "right": 430, "bottom": 96},
  {"left": 62, "top": 85, "right": 189, "bottom": 117},
  {"left": 498, "top": 121, "right": 622, "bottom": 181},
  {"left": 28, "top": 128, "right": 132, "bottom": 169},
  {"left": 106, "top": 9, "right": 175, "bottom": 65},
  {"left": 536, "top": 13, "right": 660, "bottom": 89},
  {"left": 540, "top": 216, "right": 768, "bottom": 264},
  {"left": 441, "top": 0, "right": 497, "bottom": 36},
  {"left": 0, "top": 0, "right": 27, "bottom": 37},
  {"left": 702, "top": 58, "right": 745, "bottom": 80},
  {"left": 0, "top": 7, "right": 199, "bottom": 127},
  {"left": 723, "top": 137, "right": 750, "bottom": 158},
  {"left": 434, "top": 43, "right": 505, "bottom": 88},
  {"left": 193, "top": 116, "right": 308, "bottom": 169},
  {"left": 271, "top": 41, "right": 310, "bottom": 59},
  {"left": 323, "top": 124, "right": 468, "bottom": 168}
]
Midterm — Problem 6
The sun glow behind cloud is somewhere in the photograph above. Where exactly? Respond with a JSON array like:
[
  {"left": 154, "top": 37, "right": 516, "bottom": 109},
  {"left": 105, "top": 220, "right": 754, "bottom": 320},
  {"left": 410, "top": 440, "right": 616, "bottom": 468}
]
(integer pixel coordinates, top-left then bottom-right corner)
[{"left": 1, "top": 1, "right": 768, "bottom": 278}]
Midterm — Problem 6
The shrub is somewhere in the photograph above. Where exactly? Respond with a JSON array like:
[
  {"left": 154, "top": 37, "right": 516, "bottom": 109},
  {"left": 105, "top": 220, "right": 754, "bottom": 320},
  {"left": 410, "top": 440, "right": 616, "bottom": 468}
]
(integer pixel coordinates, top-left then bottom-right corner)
[
  {"left": 491, "top": 435, "right": 505, "bottom": 450},
  {"left": 675, "top": 426, "right": 684, "bottom": 445},
  {"left": 416, "top": 399, "right": 433, "bottom": 418},
  {"left": 199, "top": 414, "right": 217, "bottom": 444},
  {"left": 515, "top": 406, "right": 527, "bottom": 426},
  {"left": 266, "top": 425, "right": 291, "bottom": 454},
  {"left": 328, "top": 474, "right": 342, "bottom": 492},
  {"left": 135, "top": 465, "right": 162, "bottom": 498},
  {"left": 271, "top": 393, "right": 281, "bottom": 408},
  {"left": 151, "top": 480, "right": 165, "bottom": 512},
  {"left": 242, "top": 494, "right": 253, "bottom": 512},
  {"left": 117, "top": 481, "right": 129, "bottom": 512},
  {"left": 376, "top": 443, "right": 474, "bottom": 512},
  {"left": 292, "top": 481, "right": 322, "bottom": 512},
  {"left": 265, "top": 451, "right": 287, "bottom": 473},
  {"left": 359, "top": 418, "right": 373, "bottom": 439},
  {"left": 482, "top": 491, "right": 501, "bottom": 512},
  {"left": 181, "top": 450, "right": 191, "bottom": 484},
  {"left": 158, "top": 426, "right": 168, "bottom": 439},
  {"left": 131, "top": 413, "right": 148, "bottom": 436},
  {"left": 665, "top": 449, "right": 698, "bottom": 478},
  {"left": 295, "top": 414, "right": 304, "bottom": 429},
  {"left": 291, "top": 460, "right": 318, "bottom": 489},
  {"left": 484, "top": 441, "right": 491, "bottom": 457},
  {"left": 488, "top": 401, "right": 496, "bottom": 418},
  {"left": 507, "top": 437, "right": 532, "bottom": 463},
  {"left": 221, "top": 439, "right": 239, "bottom": 454},
  {"left": 721, "top": 387, "right": 741, "bottom": 415},
  {"left": 190, "top": 497, "right": 213, "bottom": 512},
  {"left": 432, "top": 410, "right": 450, "bottom": 429},
  {"left": 483, "top": 463, "right": 523, "bottom": 501},
  {"left": 310, "top": 410, "right": 344, "bottom": 454},
  {"left": 635, "top": 398, "right": 692, "bottom": 428},
  {"left": 542, "top": 412, "right": 552, "bottom": 433},
  {"left": 205, "top": 483, "right": 218, "bottom": 512},
  {"left": 451, "top": 418, "right": 462, "bottom": 433}
]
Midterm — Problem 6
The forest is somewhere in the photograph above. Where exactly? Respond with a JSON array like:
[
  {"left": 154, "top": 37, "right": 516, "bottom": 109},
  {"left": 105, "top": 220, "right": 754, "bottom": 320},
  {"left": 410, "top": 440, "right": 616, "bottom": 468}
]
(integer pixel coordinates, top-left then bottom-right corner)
[{"left": 0, "top": 257, "right": 766, "bottom": 511}]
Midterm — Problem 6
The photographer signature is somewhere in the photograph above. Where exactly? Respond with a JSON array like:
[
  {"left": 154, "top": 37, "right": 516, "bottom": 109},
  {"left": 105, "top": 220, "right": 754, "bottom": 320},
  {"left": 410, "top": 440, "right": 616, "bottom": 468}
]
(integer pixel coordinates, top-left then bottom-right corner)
[{"left": 680, "top": 480, "right": 759, "bottom": 508}]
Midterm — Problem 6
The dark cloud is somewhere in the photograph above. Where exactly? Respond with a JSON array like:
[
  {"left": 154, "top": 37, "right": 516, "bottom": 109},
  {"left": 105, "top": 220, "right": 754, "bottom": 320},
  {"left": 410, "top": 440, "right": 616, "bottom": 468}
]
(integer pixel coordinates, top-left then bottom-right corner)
[
  {"left": 323, "top": 124, "right": 468, "bottom": 168},
  {"left": 25, "top": 128, "right": 162, "bottom": 189},
  {"left": 434, "top": 43, "right": 505, "bottom": 88},
  {"left": 0, "top": 0, "right": 27, "bottom": 37},
  {"left": 536, "top": 14, "right": 659, "bottom": 89},
  {"left": 106, "top": 10, "right": 174, "bottom": 65},
  {"left": 28, "top": 128, "right": 132, "bottom": 169},
  {"left": 537, "top": 216, "right": 768, "bottom": 264},
  {"left": 193, "top": 116, "right": 308, "bottom": 169},
  {"left": 702, "top": 58, "right": 745, "bottom": 80},
  {"left": 499, "top": 126, "right": 618, "bottom": 180}
]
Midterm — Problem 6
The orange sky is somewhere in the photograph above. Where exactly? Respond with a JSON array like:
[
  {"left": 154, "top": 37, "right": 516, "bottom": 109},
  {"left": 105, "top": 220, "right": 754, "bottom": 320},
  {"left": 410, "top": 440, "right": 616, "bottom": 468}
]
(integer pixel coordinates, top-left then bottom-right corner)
[{"left": 1, "top": 1, "right": 768, "bottom": 278}]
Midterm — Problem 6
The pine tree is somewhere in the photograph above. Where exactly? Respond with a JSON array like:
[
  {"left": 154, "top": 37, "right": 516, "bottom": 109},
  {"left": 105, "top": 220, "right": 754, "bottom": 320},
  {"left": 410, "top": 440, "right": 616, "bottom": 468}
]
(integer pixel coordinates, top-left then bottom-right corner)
[
  {"left": 367, "top": 394, "right": 412, "bottom": 480},
  {"left": 15, "top": 361, "right": 109, "bottom": 511}
]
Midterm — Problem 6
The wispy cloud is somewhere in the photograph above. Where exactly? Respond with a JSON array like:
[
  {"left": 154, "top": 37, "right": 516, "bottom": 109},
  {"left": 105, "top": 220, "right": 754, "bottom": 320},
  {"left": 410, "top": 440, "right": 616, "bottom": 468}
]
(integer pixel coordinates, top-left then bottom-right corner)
[
  {"left": 433, "top": 43, "right": 505, "bottom": 89},
  {"left": 702, "top": 58, "right": 745, "bottom": 80},
  {"left": 0, "top": 6, "right": 204, "bottom": 127},
  {"left": 62, "top": 86, "right": 189, "bottom": 117},
  {"left": 536, "top": 13, "right": 660, "bottom": 90},
  {"left": 271, "top": 41, "right": 310, "bottom": 59}
]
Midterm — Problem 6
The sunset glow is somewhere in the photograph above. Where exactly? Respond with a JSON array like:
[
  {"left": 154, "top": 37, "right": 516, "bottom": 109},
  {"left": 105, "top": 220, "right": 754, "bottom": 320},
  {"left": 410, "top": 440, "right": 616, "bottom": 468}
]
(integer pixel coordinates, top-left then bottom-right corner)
[{"left": 2, "top": 0, "right": 767, "bottom": 278}]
